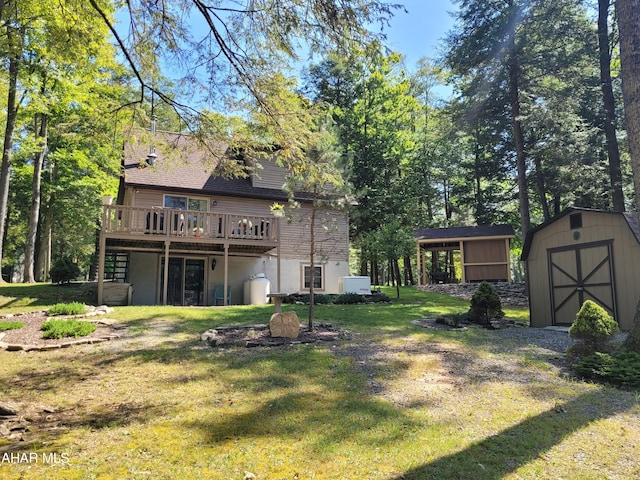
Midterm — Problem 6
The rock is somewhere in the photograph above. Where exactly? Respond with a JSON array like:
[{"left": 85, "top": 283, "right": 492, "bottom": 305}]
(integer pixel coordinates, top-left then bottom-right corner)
[
  {"left": 200, "top": 330, "right": 219, "bottom": 345},
  {"left": 95, "top": 305, "right": 115, "bottom": 315},
  {"left": 269, "top": 312, "right": 300, "bottom": 338},
  {"left": 0, "top": 402, "right": 18, "bottom": 416}
]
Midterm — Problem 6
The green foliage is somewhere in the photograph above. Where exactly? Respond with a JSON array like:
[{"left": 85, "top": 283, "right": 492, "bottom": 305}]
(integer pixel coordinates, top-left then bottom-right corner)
[
  {"left": 310, "top": 294, "right": 333, "bottom": 305},
  {"left": 0, "top": 321, "right": 24, "bottom": 331},
  {"left": 574, "top": 351, "right": 640, "bottom": 389},
  {"left": 49, "top": 257, "right": 82, "bottom": 284},
  {"left": 41, "top": 318, "right": 96, "bottom": 339},
  {"left": 569, "top": 300, "right": 619, "bottom": 355},
  {"left": 46, "top": 301, "right": 86, "bottom": 316},
  {"left": 370, "top": 291, "right": 391, "bottom": 303},
  {"left": 334, "top": 293, "right": 366, "bottom": 304},
  {"left": 468, "top": 281, "right": 504, "bottom": 325}
]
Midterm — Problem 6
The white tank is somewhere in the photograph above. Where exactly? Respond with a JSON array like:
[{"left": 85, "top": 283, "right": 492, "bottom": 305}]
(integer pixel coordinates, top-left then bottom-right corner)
[{"left": 243, "top": 273, "right": 271, "bottom": 305}]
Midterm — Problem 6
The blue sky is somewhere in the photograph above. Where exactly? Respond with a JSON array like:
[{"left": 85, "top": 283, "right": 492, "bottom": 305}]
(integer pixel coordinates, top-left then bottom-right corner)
[{"left": 383, "top": 1, "right": 456, "bottom": 69}]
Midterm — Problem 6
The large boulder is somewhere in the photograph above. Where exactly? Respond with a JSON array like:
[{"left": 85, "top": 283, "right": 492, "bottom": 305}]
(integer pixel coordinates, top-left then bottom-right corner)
[{"left": 269, "top": 311, "right": 300, "bottom": 338}]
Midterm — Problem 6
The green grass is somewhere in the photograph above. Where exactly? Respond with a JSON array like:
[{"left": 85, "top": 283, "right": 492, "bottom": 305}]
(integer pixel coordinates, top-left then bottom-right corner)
[
  {"left": 0, "top": 284, "right": 638, "bottom": 480},
  {"left": 46, "top": 301, "right": 86, "bottom": 316},
  {"left": 0, "top": 282, "right": 95, "bottom": 313},
  {"left": 41, "top": 318, "right": 97, "bottom": 339},
  {"left": 0, "top": 321, "right": 23, "bottom": 331}
]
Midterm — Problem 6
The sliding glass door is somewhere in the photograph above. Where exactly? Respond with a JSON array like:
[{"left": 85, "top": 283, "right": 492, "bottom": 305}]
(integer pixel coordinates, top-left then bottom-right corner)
[{"left": 160, "top": 257, "right": 205, "bottom": 306}]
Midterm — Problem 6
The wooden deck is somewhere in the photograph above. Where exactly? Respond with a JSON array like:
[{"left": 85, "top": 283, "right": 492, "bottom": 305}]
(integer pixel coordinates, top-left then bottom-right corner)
[{"left": 102, "top": 205, "right": 278, "bottom": 243}]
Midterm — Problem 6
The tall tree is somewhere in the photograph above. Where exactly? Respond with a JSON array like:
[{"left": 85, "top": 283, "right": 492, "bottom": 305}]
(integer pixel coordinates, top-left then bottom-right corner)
[
  {"left": 617, "top": 0, "right": 640, "bottom": 348},
  {"left": 618, "top": 0, "right": 640, "bottom": 214},
  {"left": 446, "top": 0, "right": 532, "bottom": 236},
  {"left": 446, "top": 0, "right": 612, "bottom": 232},
  {"left": 0, "top": 0, "right": 23, "bottom": 282},
  {"left": 88, "top": 0, "right": 402, "bottom": 156},
  {"left": 597, "top": 0, "right": 625, "bottom": 211}
]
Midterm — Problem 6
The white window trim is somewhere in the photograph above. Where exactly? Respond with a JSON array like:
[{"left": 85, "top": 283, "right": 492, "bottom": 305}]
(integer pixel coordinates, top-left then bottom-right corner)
[
  {"left": 300, "top": 263, "right": 325, "bottom": 292},
  {"left": 163, "top": 194, "right": 209, "bottom": 211}
]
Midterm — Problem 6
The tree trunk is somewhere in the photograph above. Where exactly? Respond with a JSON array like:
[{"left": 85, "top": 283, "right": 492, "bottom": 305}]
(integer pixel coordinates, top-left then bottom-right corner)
[
  {"left": 618, "top": 0, "right": 640, "bottom": 343},
  {"left": 24, "top": 112, "right": 48, "bottom": 283},
  {"left": 404, "top": 254, "right": 414, "bottom": 286},
  {"left": 598, "top": 0, "right": 625, "bottom": 211},
  {"left": 618, "top": 0, "right": 640, "bottom": 214},
  {"left": 507, "top": 48, "right": 531, "bottom": 237},
  {"left": 392, "top": 258, "right": 400, "bottom": 298},
  {"left": 308, "top": 192, "right": 317, "bottom": 331},
  {"left": 36, "top": 202, "right": 53, "bottom": 282},
  {"left": 533, "top": 154, "right": 551, "bottom": 221},
  {"left": 0, "top": 32, "right": 21, "bottom": 283}
]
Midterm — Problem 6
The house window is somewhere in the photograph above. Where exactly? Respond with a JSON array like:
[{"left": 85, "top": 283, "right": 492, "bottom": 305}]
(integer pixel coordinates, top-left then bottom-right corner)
[
  {"left": 569, "top": 213, "right": 582, "bottom": 229},
  {"left": 164, "top": 195, "right": 208, "bottom": 212},
  {"left": 302, "top": 264, "right": 324, "bottom": 291},
  {"left": 164, "top": 195, "right": 209, "bottom": 234},
  {"left": 164, "top": 195, "right": 187, "bottom": 210},
  {"left": 104, "top": 252, "right": 129, "bottom": 282}
]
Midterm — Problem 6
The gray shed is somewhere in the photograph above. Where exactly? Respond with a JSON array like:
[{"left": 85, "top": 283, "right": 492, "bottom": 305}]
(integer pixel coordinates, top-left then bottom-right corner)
[{"left": 521, "top": 207, "right": 640, "bottom": 330}]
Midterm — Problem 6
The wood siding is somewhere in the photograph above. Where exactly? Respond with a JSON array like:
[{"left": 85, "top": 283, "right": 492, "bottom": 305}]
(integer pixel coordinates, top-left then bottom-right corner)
[
  {"left": 125, "top": 186, "right": 348, "bottom": 260},
  {"left": 461, "top": 239, "right": 510, "bottom": 282},
  {"left": 526, "top": 212, "right": 640, "bottom": 330},
  {"left": 250, "top": 158, "right": 288, "bottom": 190},
  {"left": 464, "top": 239, "right": 507, "bottom": 263}
]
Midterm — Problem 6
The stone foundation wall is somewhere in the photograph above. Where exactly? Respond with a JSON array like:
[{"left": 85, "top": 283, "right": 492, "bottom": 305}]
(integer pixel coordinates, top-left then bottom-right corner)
[{"left": 417, "top": 282, "right": 528, "bottom": 307}]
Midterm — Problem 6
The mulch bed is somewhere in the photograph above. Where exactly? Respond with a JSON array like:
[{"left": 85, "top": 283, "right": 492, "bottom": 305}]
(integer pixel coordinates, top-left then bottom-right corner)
[
  {"left": 0, "top": 311, "right": 125, "bottom": 351},
  {"left": 201, "top": 322, "right": 349, "bottom": 347}
]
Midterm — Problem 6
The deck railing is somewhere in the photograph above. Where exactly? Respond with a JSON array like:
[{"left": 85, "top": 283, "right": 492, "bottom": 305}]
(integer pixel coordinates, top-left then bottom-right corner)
[{"left": 102, "top": 205, "right": 277, "bottom": 242}]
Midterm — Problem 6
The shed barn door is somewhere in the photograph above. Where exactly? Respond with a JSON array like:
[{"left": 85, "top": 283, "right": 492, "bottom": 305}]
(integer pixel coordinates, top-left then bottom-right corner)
[{"left": 547, "top": 241, "right": 616, "bottom": 326}]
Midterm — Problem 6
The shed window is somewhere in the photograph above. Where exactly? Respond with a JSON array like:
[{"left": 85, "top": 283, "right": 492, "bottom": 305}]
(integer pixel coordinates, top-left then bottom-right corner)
[{"left": 569, "top": 213, "right": 582, "bottom": 229}]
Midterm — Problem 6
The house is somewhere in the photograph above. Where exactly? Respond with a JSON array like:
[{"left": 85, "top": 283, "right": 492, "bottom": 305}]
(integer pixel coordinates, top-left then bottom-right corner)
[
  {"left": 96, "top": 132, "right": 350, "bottom": 306},
  {"left": 521, "top": 207, "right": 640, "bottom": 330},
  {"left": 414, "top": 225, "right": 515, "bottom": 284}
]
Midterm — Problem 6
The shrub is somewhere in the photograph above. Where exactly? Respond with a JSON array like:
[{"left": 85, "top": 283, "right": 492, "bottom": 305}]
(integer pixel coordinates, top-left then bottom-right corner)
[
  {"left": 369, "top": 291, "right": 391, "bottom": 303},
  {"left": 574, "top": 351, "right": 640, "bottom": 388},
  {"left": 468, "top": 281, "right": 504, "bottom": 325},
  {"left": 49, "top": 257, "right": 81, "bottom": 284},
  {"left": 334, "top": 293, "right": 365, "bottom": 304},
  {"left": 285, "top": 294, "right": 333, "bottom": 305},
  {"left": 313, "top": 294, "right": 333, "bottom": 305},
  {"left": 435, "top": 313, "right": 465, "bottom": 328},
  {"left": 569, "top": 300, "right": 619, "bottom": 355},
  {"left": 47, "top": 302, "right": 86, "bottom": 316},
  {"left": 0, "top": 321, "right": 23, "bottom": 331},
  {"left": 41, "top": 318, "right": 96, "bottom": 339}
]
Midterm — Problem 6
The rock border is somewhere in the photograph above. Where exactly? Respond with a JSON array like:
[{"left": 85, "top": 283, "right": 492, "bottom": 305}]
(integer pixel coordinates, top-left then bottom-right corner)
[
  {"left": 201, "top": 322, "right": 348, "bottom": 348},
  {"left": 0, "top": 306, "right": 127, "bottom": 352}
]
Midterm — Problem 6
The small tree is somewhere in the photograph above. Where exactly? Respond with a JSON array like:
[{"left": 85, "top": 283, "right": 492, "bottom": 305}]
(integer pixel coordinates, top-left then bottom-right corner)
[
  {"left": 279, "top": 110, "right": 349, "bottom": 331},
  {"left": 569, "top": 300, "right": 619, "bottom": 355},
  {"left": 49, "top": 256, "right": 81, "bottom": 285},
  {"left": 468, "top": 281, "right": 504, "bottom": 326}
]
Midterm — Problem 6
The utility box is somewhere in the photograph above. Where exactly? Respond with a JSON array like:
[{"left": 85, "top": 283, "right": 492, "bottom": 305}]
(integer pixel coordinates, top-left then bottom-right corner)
[{"left": 339, "top": 276, "right": 371, "bottom": 295}]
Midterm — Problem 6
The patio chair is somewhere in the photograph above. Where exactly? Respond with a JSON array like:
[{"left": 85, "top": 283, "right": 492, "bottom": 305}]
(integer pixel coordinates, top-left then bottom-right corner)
[{"left": 214, "top": 285, "right": 231, "bottom": 305}]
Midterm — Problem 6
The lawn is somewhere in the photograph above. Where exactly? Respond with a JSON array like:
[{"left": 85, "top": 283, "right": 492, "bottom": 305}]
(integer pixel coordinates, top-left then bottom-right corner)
[{"left": 0, "top": 284, "right": 638, "bottom": 479}]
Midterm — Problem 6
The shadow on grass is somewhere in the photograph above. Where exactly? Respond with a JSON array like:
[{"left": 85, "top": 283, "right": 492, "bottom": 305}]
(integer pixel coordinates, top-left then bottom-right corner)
[
  {"left": 0, "top": 399, "right": 168, "bottom": 454},
  {"left": 390, "top": 389, "right": 632, "bottom": 480}
]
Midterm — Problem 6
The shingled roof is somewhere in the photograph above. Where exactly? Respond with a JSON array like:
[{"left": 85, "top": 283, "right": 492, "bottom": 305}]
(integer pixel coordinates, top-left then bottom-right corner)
[
  {"left": 414, "top": 224, "right": 516, "bottom": 241},
  {"left": 122, "top": 131, "right": 290, "bottom": 201},
  {"left": 520, "top": 207, "right": 640, "bottom": 260}
]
